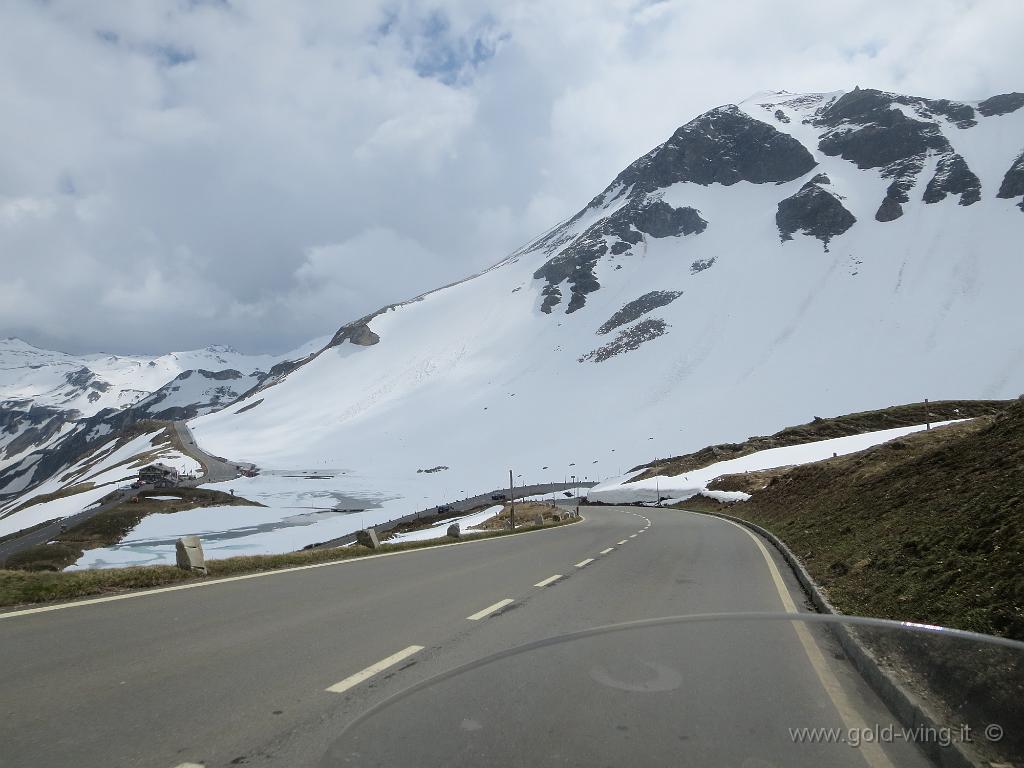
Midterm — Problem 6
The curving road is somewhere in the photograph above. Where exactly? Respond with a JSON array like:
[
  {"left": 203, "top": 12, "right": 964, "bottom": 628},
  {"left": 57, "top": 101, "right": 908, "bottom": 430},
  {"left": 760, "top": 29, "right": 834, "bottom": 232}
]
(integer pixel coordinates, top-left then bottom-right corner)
[
  {"left": 0, "top": 505, "right": 935, "bottom": 767},
  {"left": 172, "top": 421, "right": 242, "bottom": 485}
]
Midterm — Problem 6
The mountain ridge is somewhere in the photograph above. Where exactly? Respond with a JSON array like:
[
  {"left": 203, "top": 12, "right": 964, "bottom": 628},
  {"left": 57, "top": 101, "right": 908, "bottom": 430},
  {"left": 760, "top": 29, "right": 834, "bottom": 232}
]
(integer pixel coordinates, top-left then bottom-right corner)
[{"left": 3, "top": 85, "right": 1023, "bottom": 558}]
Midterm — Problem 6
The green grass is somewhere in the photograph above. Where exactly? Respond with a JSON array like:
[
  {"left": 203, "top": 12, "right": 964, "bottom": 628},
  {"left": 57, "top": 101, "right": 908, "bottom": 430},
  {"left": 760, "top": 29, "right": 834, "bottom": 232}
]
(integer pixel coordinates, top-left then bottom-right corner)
[
  {"left": 630, "top": 399, "right": 1010, "bottom": 482},
  {"left": 681, "top": 407, "right": 1023, "bottom": 640},
  {"left": 0, "top": 517, "right": 580, "bottom": 609}
]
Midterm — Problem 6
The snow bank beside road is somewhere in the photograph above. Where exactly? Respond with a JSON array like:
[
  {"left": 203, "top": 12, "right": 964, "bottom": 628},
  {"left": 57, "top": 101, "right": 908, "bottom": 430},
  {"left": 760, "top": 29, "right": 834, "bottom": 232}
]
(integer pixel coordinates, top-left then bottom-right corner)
[
  {"left": 589, "top": 421, "right": 961, "bottom": 505},
  {"left": 387, "top": 505, "right": 505, "bottom": 544}
]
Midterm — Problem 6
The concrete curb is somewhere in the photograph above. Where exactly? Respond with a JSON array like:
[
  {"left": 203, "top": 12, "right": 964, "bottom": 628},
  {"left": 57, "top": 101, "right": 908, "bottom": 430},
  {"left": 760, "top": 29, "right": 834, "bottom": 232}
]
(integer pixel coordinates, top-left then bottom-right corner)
[{"left": 691, "top": 509, "right": 985, "bottom": 768}]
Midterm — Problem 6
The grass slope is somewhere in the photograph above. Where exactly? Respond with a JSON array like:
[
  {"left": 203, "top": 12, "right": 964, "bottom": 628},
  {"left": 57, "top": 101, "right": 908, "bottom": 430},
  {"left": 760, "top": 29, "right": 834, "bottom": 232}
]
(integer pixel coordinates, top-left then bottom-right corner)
[
  {"left": 689, "top": 403, "right": 1023, "bottom": 639},
  {"left": 630, "top": 399, "right": 1010, "bottom": 482}
]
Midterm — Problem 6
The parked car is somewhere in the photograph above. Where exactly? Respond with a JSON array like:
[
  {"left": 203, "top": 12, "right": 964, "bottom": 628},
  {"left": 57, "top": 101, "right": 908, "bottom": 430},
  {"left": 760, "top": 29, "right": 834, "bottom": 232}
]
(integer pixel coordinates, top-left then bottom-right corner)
[
  {"left": 436, "top": 504, "right": 452, "bottom": 514},
  {"left": 491, "top": 493, "right": 507, "bottom": 500},
  {"left": 131, "top": 481, "right": 144, "bottom": 489}
]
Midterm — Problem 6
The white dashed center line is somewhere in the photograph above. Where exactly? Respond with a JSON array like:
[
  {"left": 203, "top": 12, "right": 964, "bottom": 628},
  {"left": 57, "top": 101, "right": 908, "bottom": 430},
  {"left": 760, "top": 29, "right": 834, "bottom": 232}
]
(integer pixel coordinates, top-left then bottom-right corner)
[
  {"left": 534, "top": 574, "right": 562, "bottom": 588},
  {"left": 326, "top": 645, "right": 424, "bottom": 694},
  {"left": 599, "top": 547, "right": 614, "bottom": 554},
  {"left": 617, "top": 539, "right": 628, "bottom": 545},
  {"left": 466, "top": 598, "right": 515, "bottom": 621},
  {"left": 629, "top": 534, "right": 637, "bottom": 538},
  {"left": 575, "top": 558, "right": 594, "bottom": 568}
]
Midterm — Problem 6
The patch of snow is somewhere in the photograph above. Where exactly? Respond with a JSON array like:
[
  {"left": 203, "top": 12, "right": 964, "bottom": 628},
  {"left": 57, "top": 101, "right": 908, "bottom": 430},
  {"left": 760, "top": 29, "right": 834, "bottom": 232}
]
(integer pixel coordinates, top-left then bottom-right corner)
[{"left": 588, "top": 421, "right": 961, "bottom": 505}]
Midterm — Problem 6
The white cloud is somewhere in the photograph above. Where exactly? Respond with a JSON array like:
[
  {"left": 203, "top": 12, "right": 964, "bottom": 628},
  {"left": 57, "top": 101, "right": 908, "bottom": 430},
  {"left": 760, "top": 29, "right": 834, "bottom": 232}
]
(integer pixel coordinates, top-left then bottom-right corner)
[{"left": 0, "top": 0, "right": 1020, "bottom": 353}]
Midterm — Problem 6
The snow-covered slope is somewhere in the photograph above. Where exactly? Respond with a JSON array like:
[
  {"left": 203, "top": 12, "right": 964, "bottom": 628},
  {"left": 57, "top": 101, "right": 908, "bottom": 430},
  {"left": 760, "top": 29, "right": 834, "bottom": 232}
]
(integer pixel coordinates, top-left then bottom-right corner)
[
  {"left": 0, "top": 337, "right": 322, "bottom": 474},
  {"left": 185, "top": 87, "right": 1024, "bottom": 552},
  {"left": 0, "top": 338, "right": 287, "bottom": 417},
  {"left": 0, "top": 428, "right": 200, "bottom": 537}
]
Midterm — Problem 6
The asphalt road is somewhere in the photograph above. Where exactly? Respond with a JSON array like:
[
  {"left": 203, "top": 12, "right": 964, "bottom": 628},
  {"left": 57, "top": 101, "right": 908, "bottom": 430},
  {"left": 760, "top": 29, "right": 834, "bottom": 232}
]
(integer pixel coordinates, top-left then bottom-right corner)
[
  {"left": 173, "top": 421, "right": 241, "bottom": 485},
  {"left": 0, "top": 506, "right": 934, "bottom": 768}
]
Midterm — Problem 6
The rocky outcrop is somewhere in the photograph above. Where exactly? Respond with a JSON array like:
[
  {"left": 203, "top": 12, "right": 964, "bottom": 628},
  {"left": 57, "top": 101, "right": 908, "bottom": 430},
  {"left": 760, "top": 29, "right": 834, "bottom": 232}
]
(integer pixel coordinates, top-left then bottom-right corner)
[
  {"left": 816, "top": 88, "right": 949, "bottom": 168},
  {"left": 534, "top": 197, "right": 705, "bottom": 314},
  {"left": 996, "top": 151, "right": 1024, "bottom": 211},
  {"left": 817, "top": 87, "right": 982, "bottom": 214},
  {"left": 612, "top": 105, "right": 816, "bottom": 192},
  {"left": 579, "top": 319, "right": 669, "bottom": 363},
  {"left": 977, "top": 93, "right": 1024, "bottom": 117},
  {"left": 875, "top": 185, "right": 905, "bottom": 222},
  {"left": 0, "top": 404, "right": 71, "bottom": 462},
  {"left": 329, "top": 317, "right": 381, "bottom": 347},
  {"left": 598, "top": 291, "right": 682, "bottom": 335},
  {"left": 922, "top": 154, "right": 982, "bottom": 206},
  {"left": 776, "top": 180, "right": 856, "bottom": 248}
]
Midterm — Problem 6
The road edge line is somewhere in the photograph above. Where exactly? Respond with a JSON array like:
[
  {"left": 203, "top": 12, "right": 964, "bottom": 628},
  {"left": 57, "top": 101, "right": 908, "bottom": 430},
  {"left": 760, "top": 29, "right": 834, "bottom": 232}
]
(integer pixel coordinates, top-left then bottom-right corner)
[
  {"left": 0, "top": 517, "right": 587, "bottom": 621},
  {"left": 687, "top": 509, "right": 982, "bottom": 768}
]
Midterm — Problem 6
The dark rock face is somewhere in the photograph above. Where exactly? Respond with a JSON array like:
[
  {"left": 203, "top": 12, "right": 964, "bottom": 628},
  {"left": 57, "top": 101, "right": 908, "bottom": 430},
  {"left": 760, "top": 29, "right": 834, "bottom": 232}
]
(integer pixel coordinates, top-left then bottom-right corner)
[
  {"left": 817, "top": 87, "right": 982, "bottom": 213},
  {"left": 633, "top": 200, "right": 706, "bottom": 238},
  {"left": 0, "top": 404, "right": 71, "bottom": 462},
  {"left": 774, "top": 109, "right": 790, "bottom": 124},
  {"left": 64, "top": 367, "right": 111, "bottom": 393},
  {"left": 922, "top": 154, "right": 982, "bottom": 205},
  {"left": 579, "top": 319, "right": 668, "bottom": 363},
  {"left": 613, "top": 105, "right": 816, "bottom": 193},
  {"left": 200, "top": 368, "right": 243, "bottom": 381},
  {"left": 329, "top": 314, "right": 382, "bottom": 347},
  {"left": 534, "top": 197, "right": 705, "bottom": 314},
  {"left": 817, "top": 89, "right": 948, "bottom": 169},
  {"left": 893, "top": 95, "right": 976, "bottom": 128},
  {"left": 64, "top": 367, "right": 94, "bottom": 389},
  {"left": 0, "top": 406, "right": 139, "bottom": 502},
  {"left": 875, "top": 189, "right": 904, "bottom": 222},
  {"left": 690, "top": 257, "right": 716, "bottom": 274},
  {"left": 598, "top": 291, "right": 682, "bottom": 335},
  {"left": 978, "top": 93, "right": 1024, "bottom": 117},
  {"left": 996, "top": 151, "right": 1024, "bottom": 211},
  {"left": 532, "top": 105, "right": 816, "bottom": 315},
  {"left": 776, "top": 182, "right": 856, "bottom": 248}
]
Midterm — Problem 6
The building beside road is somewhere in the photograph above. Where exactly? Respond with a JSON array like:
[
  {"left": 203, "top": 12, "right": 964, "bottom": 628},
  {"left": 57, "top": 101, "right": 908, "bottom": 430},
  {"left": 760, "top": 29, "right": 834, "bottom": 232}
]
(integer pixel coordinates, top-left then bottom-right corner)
[{"left": 139, "top": 463, "right": 180, "bottom": 486}]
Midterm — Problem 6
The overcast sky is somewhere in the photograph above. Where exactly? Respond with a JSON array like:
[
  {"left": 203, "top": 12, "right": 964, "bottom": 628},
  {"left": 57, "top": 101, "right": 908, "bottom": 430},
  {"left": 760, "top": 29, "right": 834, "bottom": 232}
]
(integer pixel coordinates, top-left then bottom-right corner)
[{"left": 1, "top": 0, "right": 1020, "bottom": 355}]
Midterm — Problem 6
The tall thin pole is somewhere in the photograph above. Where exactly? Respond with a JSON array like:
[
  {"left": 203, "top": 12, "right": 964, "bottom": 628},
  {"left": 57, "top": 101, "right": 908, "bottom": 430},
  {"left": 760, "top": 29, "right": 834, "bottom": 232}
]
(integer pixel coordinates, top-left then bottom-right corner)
[
  {"left": 925, "top": 398, "right": 931, "bottom": 431},
  {"left": 509, "top": 468, "right": 516, "bottom": 530}
]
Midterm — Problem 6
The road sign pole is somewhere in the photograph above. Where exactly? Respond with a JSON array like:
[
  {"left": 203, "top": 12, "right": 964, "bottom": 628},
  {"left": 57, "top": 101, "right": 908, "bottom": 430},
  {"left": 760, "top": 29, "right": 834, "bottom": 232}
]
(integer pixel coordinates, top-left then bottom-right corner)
[{"left": 509, "top": 469, "right": 515, "bottom": 530}]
